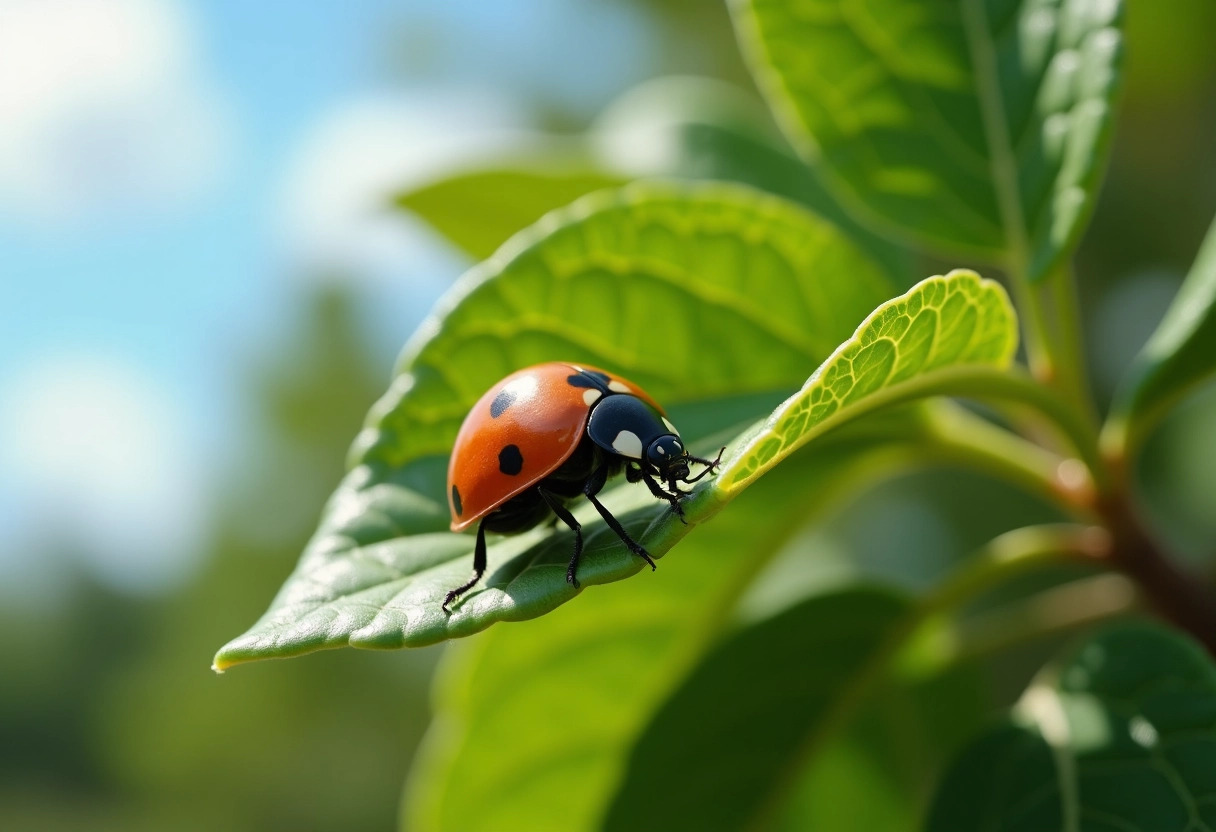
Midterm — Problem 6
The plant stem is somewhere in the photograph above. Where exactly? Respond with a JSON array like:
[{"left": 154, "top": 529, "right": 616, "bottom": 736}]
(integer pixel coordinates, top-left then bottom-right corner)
[
  {"left": 934, "top": 366, "right": 1107, "bottom": 490},
  {"left": 1097, "top": 487, "right": 1216, "bottom": 655},
  {"left": 937, "top": 573, "right": 1139, "bottom": 665},
  {"left": 1008, "top": 272, "right": 1058, "bottom": 388},
  {"left": 920, "top": 524, "right": 1111, "bottom": 619},
  {"left": 1047, "top": 266, "right": 1099, "bottom": 426},
  {"left": 920, "top": 402, "right": 1096, "bottom": 519}
]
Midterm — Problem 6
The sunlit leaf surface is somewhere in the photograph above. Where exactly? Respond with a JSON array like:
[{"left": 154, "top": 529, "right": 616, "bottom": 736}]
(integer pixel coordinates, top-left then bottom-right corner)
[
  {"left": 734, "top": 0, "right": 1124, "bottom": 279},
  {"left": 214, "top": 182, "right": 898, "bottom": 668},
  {"left": 719, "top": 270, "right": 1017, "bottom": 493}
]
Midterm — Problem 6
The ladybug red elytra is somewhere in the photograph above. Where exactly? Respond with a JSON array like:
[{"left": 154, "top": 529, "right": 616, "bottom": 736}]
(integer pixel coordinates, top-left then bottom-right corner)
[{"left": 443, "top": 362, "right": 722, "bottom": 611}]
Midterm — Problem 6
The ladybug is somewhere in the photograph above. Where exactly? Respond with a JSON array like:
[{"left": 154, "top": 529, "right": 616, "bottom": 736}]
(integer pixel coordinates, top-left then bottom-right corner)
[{"left": 443, "top": 362, "right": 722, "bottom": 611}]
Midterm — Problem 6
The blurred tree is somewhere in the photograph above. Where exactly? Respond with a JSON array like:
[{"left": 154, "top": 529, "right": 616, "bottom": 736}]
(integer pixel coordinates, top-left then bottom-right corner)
[{"left": 0, "top": 286, "right": 438, "bottom": 831}]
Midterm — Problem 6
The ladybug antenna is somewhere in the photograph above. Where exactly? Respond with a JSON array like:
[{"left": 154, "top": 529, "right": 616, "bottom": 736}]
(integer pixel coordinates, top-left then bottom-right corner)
[{"left": 682, "top": 446, "right": 725, "bottom": 484}]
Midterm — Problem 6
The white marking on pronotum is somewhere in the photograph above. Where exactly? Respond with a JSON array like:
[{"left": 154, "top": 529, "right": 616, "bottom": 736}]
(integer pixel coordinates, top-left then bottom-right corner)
[
  {"left": 608, "top": 380, "right": 631, "bottom": 393},
  {"left": 656, "top": 446, "right": 666, "bottom": 455},
  {"left": 662, "top": 417, "right": 680, "bottom": 436},
  {"left": 612, "top": 430, "right": 644, "bottom": 458},
  {"left": 583, "top": 388, "right": 602, "bottom": 406}
]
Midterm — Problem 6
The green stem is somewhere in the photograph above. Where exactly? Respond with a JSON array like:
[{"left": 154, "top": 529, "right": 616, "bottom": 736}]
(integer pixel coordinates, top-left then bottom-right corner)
[
  {"left": 920, "top": 402, "right": 1095, "bottom": 518},
  {"left": 919, "top": 524, "right": 1110, "bottom": 620},
  {"left": 927, "top": 366, "right": 1107, "bottom": 491},
  {"left": 1009, "top": 271, "right": 1058, "bottom": 389},
  {"left": 941, "top": 573, "right": 1139, "bottom": 665},
  {"left": 1047, "top": 265, "right": 1099, "bottom": 426}
]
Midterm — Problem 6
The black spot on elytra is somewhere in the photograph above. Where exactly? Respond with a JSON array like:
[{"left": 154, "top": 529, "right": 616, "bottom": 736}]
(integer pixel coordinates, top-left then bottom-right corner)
[
  {"left": 498, "top": 444, "right": 524, "bottom": 476},
  {"left": 566, "top": 374, "right": 596, "bottom": 388},
  {"left": 490, "top": 388, "right": 516, "bottom": 418},
  {"left": 451, "top": 484, "right": 463, "bottom": 515}
]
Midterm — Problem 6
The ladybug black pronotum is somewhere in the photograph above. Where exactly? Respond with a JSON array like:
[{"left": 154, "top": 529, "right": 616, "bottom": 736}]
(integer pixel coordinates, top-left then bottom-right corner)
[{"left": 443, "top": 362, "right": 722, "bottom": 612}]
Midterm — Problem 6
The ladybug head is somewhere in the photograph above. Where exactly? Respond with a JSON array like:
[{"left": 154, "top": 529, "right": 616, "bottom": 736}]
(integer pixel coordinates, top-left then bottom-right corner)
[{"left": 646, "top": 434, "right": 689, "bottom": 482}]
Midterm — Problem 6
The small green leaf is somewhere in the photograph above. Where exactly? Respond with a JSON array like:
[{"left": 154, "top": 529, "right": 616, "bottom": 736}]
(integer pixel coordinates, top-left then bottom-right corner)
[
  {"left": 925, "top": 622, "right": 1216, "bottom": 831},
  {"left": 733, "top": 0, "right": 1124, "bottom": 280},
  {"left": 214, "top": 182, "right": 899, "bottom": 669},
  {"left": 405, "top": 434, "right": 939, "bottom": 832},
  {"left": 718, "top": 269, "right": 1018, "bottom": 493},
  {"left": 394, "top": 162, "right": 626, "bottom": 261},
  {"left": 1105, "top": 211, "right": 1216, "bottom": 459}
]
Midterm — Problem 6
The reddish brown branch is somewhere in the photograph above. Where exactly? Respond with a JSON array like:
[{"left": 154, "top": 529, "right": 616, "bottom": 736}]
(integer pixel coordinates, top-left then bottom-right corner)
[{"left": 1097, "top": 489, "right": 1216, "bottom": 656}]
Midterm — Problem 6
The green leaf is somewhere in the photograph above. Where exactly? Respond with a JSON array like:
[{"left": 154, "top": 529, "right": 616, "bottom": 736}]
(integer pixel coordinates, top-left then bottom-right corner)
[
  {"left": 926, "top": 621, "right": 1216, "bottom": 831},
  {"left": 1104, "top": 211, "right": 1216, "bottom": 459},
  {"left": 718, "top": 269, "right": 1018, "bottom": 494},
  {"left": 593, "top": 75, "right": 913, "bottom": 282},
  {"left": 412, "top": 517, "right": 1083, "bottom": 832},
  {"left": 405, "top": 434, "right": 941, "bottom": 832},
  {"left": 394, "top": 162, "right": 626, "bottom": 261},
  {"left": 395, "top": 77, "right": 912, "bottom": 283},
  {"left": 733, "top": 0, "right": 1125, "bottom": 280},
  {"left": 213, "top": 182, "right": 899, "bottom": 669},
  {"left": 602, "top": 587, "right": 914, "bottom": 832},
  {"left": 771, "top": 660, "right": 986, "bottom": 832}
]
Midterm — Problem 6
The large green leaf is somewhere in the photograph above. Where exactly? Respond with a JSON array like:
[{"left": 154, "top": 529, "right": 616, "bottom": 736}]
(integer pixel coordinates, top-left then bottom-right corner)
[
  {"left": 733, "top": 0, "right": 1124, "bottom": 280},
  {"left": 603, "top": 587, "right": 915, "bottom": 832},
  {"left": 394, "top": 162, "right": 626, "bottom": 261},
  {"left": 405, "top": 431, "right": 940, "bottom": 832},
  {"left": 1104, "top": 211, "right": 1216, "bottom": 460},
  {"left": 213, "top": 182, "right": 899, "bottom": 669},
  {"left": 718, "top": 269, "right": 1017, "bottom": 493},
  {"left": 215, "top": 223, "right": 1020, "bottom": 668},
  {"left": 926, "top": 621, "right": 1216, "bottom": 831}
]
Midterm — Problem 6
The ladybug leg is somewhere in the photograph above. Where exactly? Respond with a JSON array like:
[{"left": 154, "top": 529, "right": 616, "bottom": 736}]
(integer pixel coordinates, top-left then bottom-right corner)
[
  {"left": 585, "top": 465, "right": 657, "bottom": 571},
  {"left": 443, "top": 519, "right": 488, "bottom": 613},
  {"left": 630, "top": 464, "right": 686, "bottom": 523},
  {"left": 540, "top": 489, "right": 583, "bottom": 588}
]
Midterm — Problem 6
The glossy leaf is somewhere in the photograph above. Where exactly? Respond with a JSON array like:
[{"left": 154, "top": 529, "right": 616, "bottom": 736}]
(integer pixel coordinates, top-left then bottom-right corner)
[
  {"left": 394, "top": 163, "right": 625, "bottom": 261},
  {"left": 1105, "top": 211, "right": 1216, "bottom": 458},
  {"left": 925, "top": 622, "right": 1216, "bottom": 831},
  {"left": 405, "top": 430, "right": 942, "bottom": 832},
  {"left": 214, "top": 182, "right": 898, "bottom": 669},
  {"left": 733, "top": 0, "right": 1124, "bottom": 280},
  {"left": 718, "top": 269, "right": 1018, "bottom": 493}
]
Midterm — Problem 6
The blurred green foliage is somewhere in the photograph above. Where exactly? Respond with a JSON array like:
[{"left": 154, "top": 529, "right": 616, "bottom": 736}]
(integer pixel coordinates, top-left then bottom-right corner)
[{"left": 1, "top": 291, "right": 438, "bottom": 831}]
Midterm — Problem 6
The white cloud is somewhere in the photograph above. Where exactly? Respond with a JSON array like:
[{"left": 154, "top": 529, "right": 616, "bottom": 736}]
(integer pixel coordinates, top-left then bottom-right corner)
[
  {"left": 0, "top": 355, "right": 206, "bottom": 594},
  {"left": 276, "top": 90, "right": 534, "bottom": 289},
  {"left": 0, "top": 0, "right": 232, "bottom": 225}
]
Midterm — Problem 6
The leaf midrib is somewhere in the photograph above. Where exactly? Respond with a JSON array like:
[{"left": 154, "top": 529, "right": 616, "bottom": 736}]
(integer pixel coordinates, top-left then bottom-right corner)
[{"left": 960, "top": 0, "right": 1031, "bottom": 274}]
